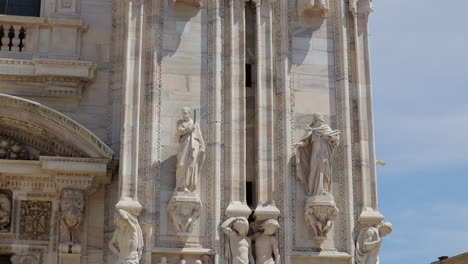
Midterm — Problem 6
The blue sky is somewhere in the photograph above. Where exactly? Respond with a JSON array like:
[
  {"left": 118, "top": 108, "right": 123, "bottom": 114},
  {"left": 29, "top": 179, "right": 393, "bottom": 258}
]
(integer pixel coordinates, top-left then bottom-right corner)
[{"left": 370, "top": 0, "right": 468, "bottom": 263}]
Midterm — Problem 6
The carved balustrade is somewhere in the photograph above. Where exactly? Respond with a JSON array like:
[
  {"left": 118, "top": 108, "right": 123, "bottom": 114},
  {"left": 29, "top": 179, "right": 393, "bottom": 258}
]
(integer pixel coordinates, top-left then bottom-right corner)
[{"left": 0, "top": 15, "right": 87, "bottom": 59}]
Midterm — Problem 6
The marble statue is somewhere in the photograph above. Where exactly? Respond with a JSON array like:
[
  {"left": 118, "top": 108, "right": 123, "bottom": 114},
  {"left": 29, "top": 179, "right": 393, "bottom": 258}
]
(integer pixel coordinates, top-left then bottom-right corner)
[
  {"left": 293, "top": 113, "right": 340, "bottom": 196},
  {"left": 0, "top": 193, "right": 11, "bottom": 232},
  {"left": 221, "top": 217, "right": 255, "bottom": 264},
  {"left": 355, "top": 222, "right": 393, "bottom": 264},
  {"left": 252, "top": 219, "right": 280, "bottom": 264},
  {"left": 109, "top": 209, "right": 144, "bottom": 264},
  {"left": 59, "top": 189, "right": 85, "bottom": 253},
  {"left": 176, "top": 107, "right": 205, "bottom": 192},
  {"left": 10, "top": 253, "right": 38, "bottom": 264}
]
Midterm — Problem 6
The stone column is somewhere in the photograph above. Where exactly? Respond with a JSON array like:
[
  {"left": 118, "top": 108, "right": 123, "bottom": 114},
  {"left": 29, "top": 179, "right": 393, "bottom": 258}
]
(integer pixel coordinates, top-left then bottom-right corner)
[
  {"left": 224, "top": 0, "right": 251, "bottom": 218},
  {"left": 116, "top": 0, "right": 144, "bottom": 215},
  {"left": 252, "top": 0, "right": 280, "bottom": 221},
  {"left": 350, "top": 0, "right": 382, "bottom": 225}
]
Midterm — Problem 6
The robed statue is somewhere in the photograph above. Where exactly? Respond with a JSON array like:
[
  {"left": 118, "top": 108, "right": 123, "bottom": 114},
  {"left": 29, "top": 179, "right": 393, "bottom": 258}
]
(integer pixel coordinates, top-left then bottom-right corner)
[
  {"left": 176, "top": 107, "right": 205, "bottom": 192},
  {"left": 293, "top": 113, "right": 340, "bottom": 196}
]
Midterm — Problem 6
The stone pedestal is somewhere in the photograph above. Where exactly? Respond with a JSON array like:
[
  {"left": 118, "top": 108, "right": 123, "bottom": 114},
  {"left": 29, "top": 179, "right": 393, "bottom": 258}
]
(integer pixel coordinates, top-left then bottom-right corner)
[
  {"left": 167, "top": 192, "right": 202, "bottom": 236},
  {"left": 58, "top": 253, "right": 81, "bottom": 264},
  {"left": 305, "top": 193, "right": 339, "bottom": 244}
]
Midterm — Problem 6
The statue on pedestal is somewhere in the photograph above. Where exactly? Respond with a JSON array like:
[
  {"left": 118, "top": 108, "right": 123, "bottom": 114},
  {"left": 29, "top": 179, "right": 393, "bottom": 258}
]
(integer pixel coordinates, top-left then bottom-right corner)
[
  {"left": 356, "top": 222, "right": 393, "bottom": 264},
  {"left": 109, "top": 209, "right": 144, "bottom": 264},
  {"left": 293, "top": 113, "right": 340, "bottom": 245},
  {"left": 175, "top": 107, "right": 205, "bottom": 193},
  {"left": 221, "top": 217, "right": 255, "bottom": 264}
]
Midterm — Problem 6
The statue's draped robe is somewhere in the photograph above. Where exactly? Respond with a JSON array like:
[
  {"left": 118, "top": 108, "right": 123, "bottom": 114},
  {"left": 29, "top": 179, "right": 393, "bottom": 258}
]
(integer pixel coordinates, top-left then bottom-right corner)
[
  {"left": 355, "top": 227, "right": 381, "bottom": 264},
  {"left": 294, "top": 124, "right": 339, "bottom": 195},
  {"left": 176, "top": 119, "right": 205, "bottom": 192}
]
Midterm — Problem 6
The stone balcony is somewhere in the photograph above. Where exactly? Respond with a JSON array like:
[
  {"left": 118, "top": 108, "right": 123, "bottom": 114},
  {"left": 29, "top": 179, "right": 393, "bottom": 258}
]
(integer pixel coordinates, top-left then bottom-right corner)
[{"left": 0, "top": 15, "right": 96, "bottom": 99}]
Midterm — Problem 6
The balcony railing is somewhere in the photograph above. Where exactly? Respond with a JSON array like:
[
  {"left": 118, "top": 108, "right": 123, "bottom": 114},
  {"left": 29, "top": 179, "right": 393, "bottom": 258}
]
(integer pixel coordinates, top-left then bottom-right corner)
[
  {"left": 0, "top": 15, "right": 87, "bottom": 59},
  {"left": 0, "top": 25, "right": 26, "bottom": 52}
]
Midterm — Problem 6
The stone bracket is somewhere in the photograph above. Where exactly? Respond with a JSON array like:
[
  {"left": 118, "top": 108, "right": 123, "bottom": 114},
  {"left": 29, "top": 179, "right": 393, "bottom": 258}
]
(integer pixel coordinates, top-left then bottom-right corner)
[{"left": 168, "top": 192, "right": 202, "bottom": 236}]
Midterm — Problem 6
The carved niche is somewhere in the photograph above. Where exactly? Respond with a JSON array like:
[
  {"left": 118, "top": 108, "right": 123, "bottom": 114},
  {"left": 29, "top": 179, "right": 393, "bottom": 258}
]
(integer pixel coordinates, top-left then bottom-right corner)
[
  {"left": 0, "top": 191, "right": 12, "bottom": 232},
  {"left": 59, "top": 189, "right": 85, "bottom": 254},
  {"left": 19, "top": 200, "right": 53, "bottom": 240},
  {"left": 0, "top": 136, "right": 31, "bottom": 160}
]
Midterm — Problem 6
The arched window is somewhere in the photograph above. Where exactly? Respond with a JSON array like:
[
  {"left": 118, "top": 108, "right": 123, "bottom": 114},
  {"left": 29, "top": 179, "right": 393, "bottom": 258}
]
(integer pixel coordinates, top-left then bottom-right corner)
[{"left": 0, "top": 0, "right": 41, "bottom": 17}]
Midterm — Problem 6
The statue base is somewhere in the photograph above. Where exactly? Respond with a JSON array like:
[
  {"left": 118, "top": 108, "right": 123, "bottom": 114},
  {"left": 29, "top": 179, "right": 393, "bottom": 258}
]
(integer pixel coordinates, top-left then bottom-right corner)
[
  {"left": 59, "top": 253, "right": 81, "bottom": 264},
  {"left": 168, "top": 192, "right": 202, "bottom": 236},
  {"left": 305, "top": 192, "right": 339, "bottom": 245}
]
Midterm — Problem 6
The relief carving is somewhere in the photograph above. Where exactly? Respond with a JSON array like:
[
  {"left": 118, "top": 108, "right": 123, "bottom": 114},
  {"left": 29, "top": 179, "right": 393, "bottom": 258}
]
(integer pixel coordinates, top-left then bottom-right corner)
[
  {"left": 355, "top": 222, "right": 392, "bottom": 264},
  {"left": 19, "top": 200, "right": 52, "bottom": 240},
  {"left": 293, "top": 113, "right": 340, "bottom": 245},
  {"left": 221, "top": 217, "right": 254, "bottom": 264},
  {"left": 0, "top": 136, "right": 31, "bottom": 160},
  {"left": 167, "top": 194, "right": 202, "bottom": 236},
  {"left": 251, "top": 219, "right": 280, "bottom": 264},
  {"left": 109, "top": 209, "right": 144, "bottom": 264},
  {"left": 59, "top": 189, "right": 85, "bottom": 254},
  {"left": 175, "top": 107, "right": 205, "bottom": 193},
  {"left": 0, "top": 192, "right": 11, "bottom": 232},
  {"left": 10, "top": 253, "right": 39, "bottom": 264}
]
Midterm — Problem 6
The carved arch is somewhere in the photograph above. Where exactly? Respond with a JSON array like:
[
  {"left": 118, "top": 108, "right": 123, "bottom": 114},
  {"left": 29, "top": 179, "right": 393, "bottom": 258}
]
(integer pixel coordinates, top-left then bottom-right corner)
[{"left": 0, "top": 93, "right": 113, "bottom": 159}]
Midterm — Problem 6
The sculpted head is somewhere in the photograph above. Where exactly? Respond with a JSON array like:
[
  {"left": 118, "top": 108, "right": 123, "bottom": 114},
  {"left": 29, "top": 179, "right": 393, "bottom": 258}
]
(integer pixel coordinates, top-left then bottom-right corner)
[
  {"left": 311, "top": 113, "right": 325, "bottom": 127},
  {"left": 233, "top": 217, "right": 249, "bottom": 236},
  {"left": 261, "top": 219, "right": 280, "bottom": 235},
  {"left": 378, "top": 221, "right": 393, "bottom": 237},
  {"left": 182, "top": 107, "right": 192, "bottom": 121}
]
